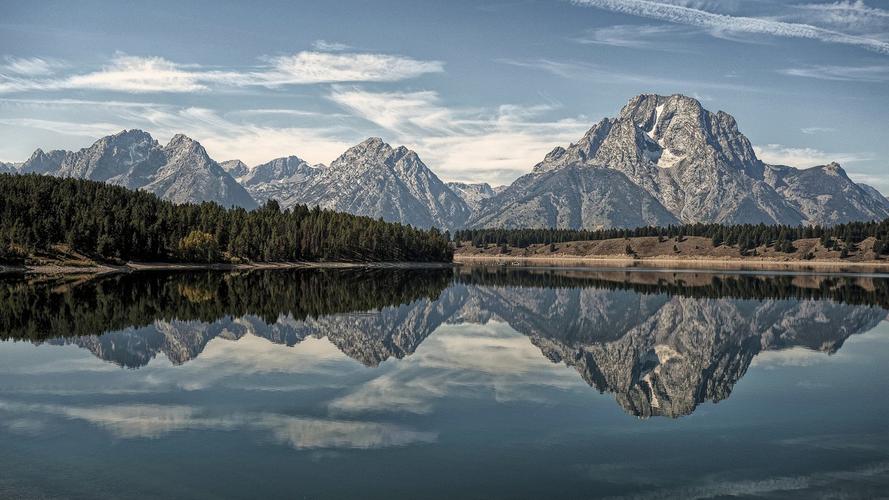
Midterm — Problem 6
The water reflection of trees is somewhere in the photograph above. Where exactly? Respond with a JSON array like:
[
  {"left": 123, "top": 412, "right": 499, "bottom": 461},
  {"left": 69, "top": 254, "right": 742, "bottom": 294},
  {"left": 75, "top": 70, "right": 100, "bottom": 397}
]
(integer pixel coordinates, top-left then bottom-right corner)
[
  {"left": 0, "top": 268, "right": 452, "bottom": 341},
  {"left": 455, "top": 266, "right": 889, "bottom": 309}
]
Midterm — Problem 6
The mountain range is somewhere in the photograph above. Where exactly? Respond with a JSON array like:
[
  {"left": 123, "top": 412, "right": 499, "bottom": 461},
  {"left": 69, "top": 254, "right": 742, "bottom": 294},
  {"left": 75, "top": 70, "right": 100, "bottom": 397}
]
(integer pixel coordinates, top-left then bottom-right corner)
[
  {"left": 16, "top": 129, "right": 256, "bottom": 209},
  {"left": 6, "top": 94, "right": 888, "bottom": 229}
]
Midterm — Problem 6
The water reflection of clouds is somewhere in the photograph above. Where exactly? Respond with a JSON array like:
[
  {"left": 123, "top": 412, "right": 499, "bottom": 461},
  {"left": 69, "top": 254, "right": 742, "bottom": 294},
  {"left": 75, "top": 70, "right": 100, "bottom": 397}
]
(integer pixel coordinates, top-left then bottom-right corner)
[
  {"left": 749, "top": 347, "right": 828, "bottom": 369},
  {"left": 595, "top": 461, "right": 889, "bottom": 500},
  {"left": 153, "top": 334, "right": 359, "bottom": 392},
  {"left": 0, "top": 342, "right": 121, "bottom": 375},
  {"left": 329, "top": 321, "right": 582, "bottom": 415},
  {"left": 2, "top": 334, "right": 362, "bottom": 397},
  {"left": 752, "top": 323, "right": 889, "bottom": 370},
  {"left": 0, "top": 400, "right": 435, "bottom": 449}
]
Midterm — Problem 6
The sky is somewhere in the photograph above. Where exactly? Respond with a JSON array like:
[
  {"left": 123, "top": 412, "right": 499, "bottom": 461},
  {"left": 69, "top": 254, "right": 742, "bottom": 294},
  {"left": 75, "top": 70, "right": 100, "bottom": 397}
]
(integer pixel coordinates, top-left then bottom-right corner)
[{"left": 1, "top": 0, "right": 887, "bottom": 192}]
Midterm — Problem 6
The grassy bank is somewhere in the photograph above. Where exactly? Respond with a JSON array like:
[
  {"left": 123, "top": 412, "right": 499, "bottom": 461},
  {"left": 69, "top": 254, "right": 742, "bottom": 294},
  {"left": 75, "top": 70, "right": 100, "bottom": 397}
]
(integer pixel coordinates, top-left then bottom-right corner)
[{"left": 454, "top": 236, "right": 889, "bottom": 271}]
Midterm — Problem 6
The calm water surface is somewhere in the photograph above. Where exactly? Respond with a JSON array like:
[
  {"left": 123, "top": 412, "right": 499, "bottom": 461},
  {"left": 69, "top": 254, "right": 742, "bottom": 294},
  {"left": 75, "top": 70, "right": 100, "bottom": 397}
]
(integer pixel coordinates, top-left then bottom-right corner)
[{"left": 1, "top": 267, "right": 887, "bottom": 499}]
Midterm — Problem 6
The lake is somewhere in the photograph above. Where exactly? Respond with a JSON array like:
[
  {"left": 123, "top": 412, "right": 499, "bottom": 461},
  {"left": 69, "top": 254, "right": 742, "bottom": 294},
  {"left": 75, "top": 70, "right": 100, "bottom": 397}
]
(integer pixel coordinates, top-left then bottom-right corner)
[{"left": 1, "top": 266, "right": 887, "bottom": 499}]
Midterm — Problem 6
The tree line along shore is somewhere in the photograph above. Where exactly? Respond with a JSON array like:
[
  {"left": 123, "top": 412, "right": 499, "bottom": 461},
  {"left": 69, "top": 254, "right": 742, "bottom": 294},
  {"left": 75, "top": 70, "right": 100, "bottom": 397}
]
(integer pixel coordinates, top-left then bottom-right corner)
[
  {"left": 0, "top": 174, "right": 452, "bottom": 266},
  {"left": 453, "top": 221, "right": 889, "bottom": 264},
  {"left": 2, "top": 173, "right": 889, "bottom": 270}
]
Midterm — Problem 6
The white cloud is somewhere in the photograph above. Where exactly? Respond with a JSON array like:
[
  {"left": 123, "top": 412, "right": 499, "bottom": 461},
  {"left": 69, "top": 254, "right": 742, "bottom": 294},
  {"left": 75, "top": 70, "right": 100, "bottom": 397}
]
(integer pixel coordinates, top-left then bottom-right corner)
[
  {"left": 2, "top": 56, "right": 63, "bottom": 76},
  {"left": 0, "top": 98, "right": 357, "bottom": 166},
  {"left": 800, "top": 126, "right": 837, "bottom": 134},
  {"left": 789, "top": 1, "right": 889, "bottom": 33},
  {"left": 129, "top": 106, "right": 356, "bottom": 166},
  {"left": 311, "top": 40, "right": 353, "bottom": 51},
  {"left": 570, "top": 0, "right": 889, "bottom": 54},
  {"left": 0, "top": 55, "right": 213, "bottom": 93},
  {"left": 848, "top": 172, "right": 889, "bottom": 195},
  {"left": 327, "top": 87, "right": 591, "bottom": 184},
  {"left": 0, "top": 51, "right": 444, "bottom": 94},
  {"left": 754, "top": 143, "right": 871, "bottom": 168},
  {"left": 66, "top": 55, "right": 213, "bottom": 93},
  {"left": 228, "top": 108, "right": 349, "bottom": 119},
  {"left": 778, "top": 64, "right": 889, "bottom": 82},
  {"left": 328, "top": 88, "right": 463, "bottom": 136},
  {"left": 0, "top": 97, "right": 165, "bottom": 108},
  {"left": 571, "top": 24, "right": 691, "bottom": 50},
  {"left": 0, "top": 117, "right": 126, "bottom": 137},
  {"left": 256, "top": 52, "right": 443, "bottom": 86}
]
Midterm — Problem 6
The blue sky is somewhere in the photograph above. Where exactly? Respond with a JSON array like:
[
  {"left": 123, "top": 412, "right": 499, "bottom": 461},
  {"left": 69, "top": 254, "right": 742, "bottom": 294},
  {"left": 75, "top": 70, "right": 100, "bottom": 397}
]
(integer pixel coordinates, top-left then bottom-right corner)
[{"left": 1, "top": 0, "right": 887, "bottom": 191}]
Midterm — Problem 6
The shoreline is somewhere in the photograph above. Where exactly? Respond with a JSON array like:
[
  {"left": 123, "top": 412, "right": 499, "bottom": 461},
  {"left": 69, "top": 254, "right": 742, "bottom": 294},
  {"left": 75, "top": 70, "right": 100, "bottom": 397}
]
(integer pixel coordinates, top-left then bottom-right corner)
[
  {"left": 0, "top": 261, "right": 455, "bottom": 275},
  {"left": 5, "top": 255, "right": 889, "bottom": 276},
  {"left": 453, "top": 254, "right": 889, "bottom": 272}
]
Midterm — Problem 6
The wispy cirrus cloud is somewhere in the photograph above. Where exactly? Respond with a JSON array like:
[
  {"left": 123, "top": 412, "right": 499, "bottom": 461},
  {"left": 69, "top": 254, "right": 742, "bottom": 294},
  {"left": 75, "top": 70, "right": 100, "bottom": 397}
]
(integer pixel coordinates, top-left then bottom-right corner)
[
  {"left": 0, "top": 51, "right": 444, "bottom": 94},
  {"left": 311, "top": 40, "right": 353, "bottom": 51},
  {"left": 801, "top": 126, "right": 837, "bottom": 134},
  {"left": 68, "top": 55, "right": 217, "bottom": 93},
  {"left": 0, "top": 117, "right": 127, "bottom": 137},
  {"left": 571, "top": 24, "right": 692, "bottom": 51},
  {"left": 499, "top": 58, "right": 760, "bottom": 92},
  {"left": 778, "top": 63, "right": 889, "bottom": 82},
  {"left": 254, "top": 51, "right": 443, "bottom": 86},
  {"left": 788, "top": 1, "right": 889, "bottom": 33},
  {"left": 2, "top": 56, "right": 64, "bottom": 76},
  {"left": 569, "top": 0, "right": 889, "bottom": 54},
  {"left": 0, "top": 55, "right": 219, "bottom": 93}
]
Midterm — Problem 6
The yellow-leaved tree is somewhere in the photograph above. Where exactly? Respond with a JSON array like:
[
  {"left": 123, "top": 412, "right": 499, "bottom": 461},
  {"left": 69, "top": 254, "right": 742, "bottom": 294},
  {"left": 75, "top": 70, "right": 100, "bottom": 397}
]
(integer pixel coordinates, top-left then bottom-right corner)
[{"left": 178, "top": 230, "right": 220, "bottom": 263}]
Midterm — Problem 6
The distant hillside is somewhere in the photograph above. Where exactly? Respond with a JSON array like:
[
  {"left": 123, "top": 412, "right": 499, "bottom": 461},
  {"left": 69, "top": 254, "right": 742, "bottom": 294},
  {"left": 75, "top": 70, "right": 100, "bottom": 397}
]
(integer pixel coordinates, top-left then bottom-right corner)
[
  {"left": 454, "top": 219, "right": 889, "bottom": 264},
  {"left": 455, "top": 236, "right": 886, "bottom": 264}
]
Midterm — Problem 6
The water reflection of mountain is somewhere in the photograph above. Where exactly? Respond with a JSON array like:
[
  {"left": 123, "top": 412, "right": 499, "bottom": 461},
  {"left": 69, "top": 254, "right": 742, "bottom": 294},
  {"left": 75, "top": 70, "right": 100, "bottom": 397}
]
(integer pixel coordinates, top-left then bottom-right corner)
[
  {"left": 0, "top": 269, "right": 455, "bottom": 368},
  {"left": 456, "top": 268, "right": 889, "bottom": 417},
  {"left": 2, "top": 267, "right": 887, "bottom": 417}
]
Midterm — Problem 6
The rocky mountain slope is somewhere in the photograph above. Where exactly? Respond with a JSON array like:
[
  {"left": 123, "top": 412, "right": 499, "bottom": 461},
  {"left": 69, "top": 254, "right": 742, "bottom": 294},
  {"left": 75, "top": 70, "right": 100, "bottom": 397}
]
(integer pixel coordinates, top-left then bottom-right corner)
[
  {"left": 220, "top": 159, "right": 249, "bottom": 178},
  {"left": 285, "top": 137, "right": 471, "bottom": 229},
  {"left": 469, "top": 165, "right": 680, "bottom": 229},
  {"left": 16, "top": 130, "right": 256, "bottom": 209},
  {"left": 232, "top": 155, "right": 323, "bottom": 206},
  {"left": 49, "top": 293, "right": 463, "bottom": 369},
  {"left": 447, "top": 182, "right": 499, "bottom": 211},
  {"left": 764, "top": 162, "right": 889, "bottom": 225},
  {"left": 470, "top": 94, "right": 889, "bottom": 229}
]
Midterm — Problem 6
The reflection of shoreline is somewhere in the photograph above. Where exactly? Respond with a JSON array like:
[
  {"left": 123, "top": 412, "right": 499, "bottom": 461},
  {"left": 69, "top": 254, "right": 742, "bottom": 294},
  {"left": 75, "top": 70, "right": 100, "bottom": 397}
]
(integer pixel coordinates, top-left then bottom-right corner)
[
  {"left": 455, "top": 254, "right": 889, "bottom": 272},
  {"left": 456, "top": 267, "right": 889, "bottom": 310},
  {"left": 0, "top": 268, "right": 454, "bottom": 342},
  {"left": 0, "top": 261, "right": 454, "bottom": 276}
]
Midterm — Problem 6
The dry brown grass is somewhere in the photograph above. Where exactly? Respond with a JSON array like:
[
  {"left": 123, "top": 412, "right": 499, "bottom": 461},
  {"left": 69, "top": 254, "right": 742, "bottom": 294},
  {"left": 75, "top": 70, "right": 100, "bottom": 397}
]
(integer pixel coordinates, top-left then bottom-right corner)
[{"left": 454, "top": 236, "right": 889, "bottom": 270}]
